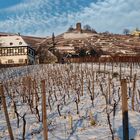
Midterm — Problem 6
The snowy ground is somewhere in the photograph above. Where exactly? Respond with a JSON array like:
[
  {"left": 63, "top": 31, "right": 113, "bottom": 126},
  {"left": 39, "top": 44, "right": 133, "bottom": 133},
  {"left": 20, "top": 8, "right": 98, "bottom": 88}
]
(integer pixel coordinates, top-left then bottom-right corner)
[{"left": 0, "top": 63, "right": 140, "bottom": 140}]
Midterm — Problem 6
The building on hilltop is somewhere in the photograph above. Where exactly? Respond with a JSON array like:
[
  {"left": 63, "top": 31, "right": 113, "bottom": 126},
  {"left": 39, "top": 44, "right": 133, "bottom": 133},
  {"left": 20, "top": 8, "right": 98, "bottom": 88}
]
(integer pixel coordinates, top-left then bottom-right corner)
[
  {"left": 131, "top": 29, "right": 140, "bottom": 37},
  {"left": 64, "top": 22, "right": 95, "bottom": 39},
  {"left": 0, "top": 35, "right": 35, "bottom": 65},
  {"left": 76, "top": 22, "right": 82, "bottom": 33}
]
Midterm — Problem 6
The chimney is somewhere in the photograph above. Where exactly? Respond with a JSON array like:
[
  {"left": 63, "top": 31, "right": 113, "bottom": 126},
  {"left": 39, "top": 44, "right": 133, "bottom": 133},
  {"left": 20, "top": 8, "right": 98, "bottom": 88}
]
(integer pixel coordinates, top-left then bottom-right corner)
[{"left": 76, "top": 22, "right": 82, "bottom": 33}]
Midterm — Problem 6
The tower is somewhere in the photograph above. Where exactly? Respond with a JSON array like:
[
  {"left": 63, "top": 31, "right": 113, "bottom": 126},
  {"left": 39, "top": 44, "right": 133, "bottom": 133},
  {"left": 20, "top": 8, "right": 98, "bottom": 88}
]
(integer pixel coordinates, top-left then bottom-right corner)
[{"left": 76, "top": 22, "right": 82, "bottom": 33}]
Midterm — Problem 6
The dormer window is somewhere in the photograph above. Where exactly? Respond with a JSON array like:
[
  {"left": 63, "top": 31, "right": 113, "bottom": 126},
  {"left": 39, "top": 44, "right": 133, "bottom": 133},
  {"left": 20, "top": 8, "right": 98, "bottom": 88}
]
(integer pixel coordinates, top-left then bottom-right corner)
[
  {"left": 19, "top": 42, "right": 22, "bottom": 45},
  {"left": 10, "top": 42, "right": 13, "bottom": 45}
]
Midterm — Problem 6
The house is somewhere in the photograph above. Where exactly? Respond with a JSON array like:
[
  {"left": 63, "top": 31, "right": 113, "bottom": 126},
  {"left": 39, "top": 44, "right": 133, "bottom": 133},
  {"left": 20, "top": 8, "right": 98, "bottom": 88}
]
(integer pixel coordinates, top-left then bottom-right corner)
[
  {"left": 131, "top": 30, "right": 140, "bottom": 37},
  {"left": 56, "top": 46, "right": 75, "bottom": 54},
  {"left": 0, "top": 35, "right": 35, "bottom": 65}
]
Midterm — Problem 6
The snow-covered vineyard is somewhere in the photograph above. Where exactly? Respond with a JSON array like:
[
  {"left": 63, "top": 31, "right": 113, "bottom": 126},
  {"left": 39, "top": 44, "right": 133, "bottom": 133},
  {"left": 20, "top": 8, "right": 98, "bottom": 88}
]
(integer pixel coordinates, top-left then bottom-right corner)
[{"left": 0, "top": 63, "right": 140, "bottom": 140}]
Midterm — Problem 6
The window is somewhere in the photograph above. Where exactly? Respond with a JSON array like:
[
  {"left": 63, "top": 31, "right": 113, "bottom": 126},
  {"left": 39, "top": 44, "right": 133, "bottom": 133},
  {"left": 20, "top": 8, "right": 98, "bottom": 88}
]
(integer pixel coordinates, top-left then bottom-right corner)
[
  {"left": 8, "top": 59, "right": 14, "bottom": 64},
  {"left": 19, "top": 59, "right": 24, "bottom": 63},
  {"left": 25, "top": 59, "right": 28, "bottom": 64},
  {"left": 19, "top": 42, "right": 22, "bottom": 45},
  {"left": 7, "top": 49, "right": 11, "bottom": 55},
  {"left": 7, "top": 48, "right": 14, "bottom": 55},
  {"left": 31, "top": 50, "right": 32, "bottom": 55},
  {"left": 10, "top": 42, "right": 13, "bottom": 45},
  {"left": 18, "top": 47, "right": 24, "bottom": 54},
  {"left": 18, "top": 48, "right": 22, "bottom": 54},
  {"left": 2, "top": 49, "right": 5, "bottom": 55},
  {"left": 14, "top": 48, "right": 18, "bottom": 54},
  {"left": 18, "top": 48, "right": 21, "bottom": 53},
  {"left": 11, "top": 49, "right": 14, "bottom": 54},
  {"left": 22, "top": 48, "right": 25, "bottom": 54},
  {"left": 31, "top": 50, "right": 34, "bottom": 56},
  {"left": 0, "top": 49, "right": 7, "bottom": 56},
  {"left": 28, "top": 49, "right": 34, "bottom": 56}
]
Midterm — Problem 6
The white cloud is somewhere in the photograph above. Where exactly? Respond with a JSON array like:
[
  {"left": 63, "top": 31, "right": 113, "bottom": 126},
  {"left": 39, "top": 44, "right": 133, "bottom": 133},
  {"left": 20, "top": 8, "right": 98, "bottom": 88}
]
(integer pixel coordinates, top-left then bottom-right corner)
[
  {"left": 75, "top": 0, "right": 140, "bottom": 33},
  {"left": 0, "top": 0, "right": 139, "bottom": 36}
]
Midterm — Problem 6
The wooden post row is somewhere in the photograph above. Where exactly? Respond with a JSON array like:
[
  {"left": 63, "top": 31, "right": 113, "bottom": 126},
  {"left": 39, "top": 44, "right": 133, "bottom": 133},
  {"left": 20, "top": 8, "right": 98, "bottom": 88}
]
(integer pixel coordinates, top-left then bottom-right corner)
[
  {"left": 41, "top": 80, "right": 48, "bottom": 140},
  {"left": 121, "top": 79, "right": 129, "bottom": 140},
  {"left": 0, "top": 83, "right": 14, "bottom": 140}
]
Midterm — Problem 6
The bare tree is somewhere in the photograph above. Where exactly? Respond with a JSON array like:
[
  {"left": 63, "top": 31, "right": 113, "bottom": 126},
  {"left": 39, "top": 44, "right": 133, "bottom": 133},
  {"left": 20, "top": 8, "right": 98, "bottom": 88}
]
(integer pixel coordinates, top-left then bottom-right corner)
[
  {"left": 83, "top": 24, "right": 92, "bottom": 31},
  {"left": 123, "top": 29, "right": 130, "bottom": 35}
]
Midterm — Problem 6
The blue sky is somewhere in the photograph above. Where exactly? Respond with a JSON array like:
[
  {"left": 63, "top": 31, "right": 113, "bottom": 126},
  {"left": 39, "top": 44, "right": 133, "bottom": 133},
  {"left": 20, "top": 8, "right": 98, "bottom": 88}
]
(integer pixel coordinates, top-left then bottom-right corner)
[
  {"left": 0, "top": 0, "right": 140, "bottom": 37},
  {"left": 0, "top": 0, "right": 22, "bottom": 9}
]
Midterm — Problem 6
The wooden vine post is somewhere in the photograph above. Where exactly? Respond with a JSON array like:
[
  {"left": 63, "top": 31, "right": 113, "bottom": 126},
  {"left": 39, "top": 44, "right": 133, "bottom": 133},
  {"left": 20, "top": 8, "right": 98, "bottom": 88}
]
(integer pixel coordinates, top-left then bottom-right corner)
[
  {"left": 119, "top": 63, "right": 122, "bottom": 80},
  {"left": 104, "top": 63, "right": 106, "bottom": 77},
  {"left": 89, "top": 111, "right": 95, "bottom": 126},
  {"left": 81, "top": 70, "right": 84, "bottom": 96},
  {"left": 108, "top": 74, "right": 111, "bottom": 104},
  {"left": 111, "top": 61, "right": 114, "bottom": 74},
  {"left": 41, "top": 80, "right": 48, "bottom": 140},
  {"left": 92, "top": 71, "right": 94, "bottom": 106},
  {"left": 0, "top": 83, "right": 14, "bottom": 140},
  {"left": 98, "top": 60, "right": 101, "bottom": 72},
  {"left": 121, "top": 79, "right": 129, "bottom": 140},
  {"left": 132, "top": 74, "right": 136, "bottom": 111},
  {"left": 68, "top": 113, "right": 73, "bottom": 131},
  {"left": 88, "top": 79, "right": 91, "bottom": 95},
  {"left": 130, "top": 63, "right": 132, "bottom": 82}
]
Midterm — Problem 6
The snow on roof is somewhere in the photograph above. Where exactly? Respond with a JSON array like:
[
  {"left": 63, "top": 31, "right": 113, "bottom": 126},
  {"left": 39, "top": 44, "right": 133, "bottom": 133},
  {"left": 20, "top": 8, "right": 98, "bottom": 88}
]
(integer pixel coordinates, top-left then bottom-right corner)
[{"left": 0, "top": 35, "right": 28, "bottom": 47}]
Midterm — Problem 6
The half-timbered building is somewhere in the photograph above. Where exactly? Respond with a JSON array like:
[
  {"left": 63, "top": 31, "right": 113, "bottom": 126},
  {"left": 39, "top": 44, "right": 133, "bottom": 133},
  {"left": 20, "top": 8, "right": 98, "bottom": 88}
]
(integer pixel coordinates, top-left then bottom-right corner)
[{"left": 0, "top": 35, "right": 35, "bottom": 65}]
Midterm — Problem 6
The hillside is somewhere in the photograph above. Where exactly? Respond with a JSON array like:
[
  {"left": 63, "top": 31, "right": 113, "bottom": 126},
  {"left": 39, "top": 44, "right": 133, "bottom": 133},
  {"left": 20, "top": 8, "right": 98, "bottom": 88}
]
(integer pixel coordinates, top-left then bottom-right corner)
[
  {"left": 44, "top": 32, "right": 140, "bottom": 56},
  {"left": 1, "top": 28, "right": 140, "bottom": 63}
]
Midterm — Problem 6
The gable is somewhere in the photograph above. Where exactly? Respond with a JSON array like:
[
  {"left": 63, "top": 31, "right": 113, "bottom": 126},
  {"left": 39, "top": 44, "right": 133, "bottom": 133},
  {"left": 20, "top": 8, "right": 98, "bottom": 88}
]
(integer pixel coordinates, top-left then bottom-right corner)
[{"left": 0, "top": 35, "right": 28, "bottom": 47}]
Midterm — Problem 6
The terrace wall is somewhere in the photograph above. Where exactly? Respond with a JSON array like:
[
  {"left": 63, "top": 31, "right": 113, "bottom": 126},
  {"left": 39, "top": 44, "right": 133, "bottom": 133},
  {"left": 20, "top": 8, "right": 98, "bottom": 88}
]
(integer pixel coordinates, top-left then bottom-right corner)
[{"left": 67, "top": 56, "right": 140, "bottom": 63}]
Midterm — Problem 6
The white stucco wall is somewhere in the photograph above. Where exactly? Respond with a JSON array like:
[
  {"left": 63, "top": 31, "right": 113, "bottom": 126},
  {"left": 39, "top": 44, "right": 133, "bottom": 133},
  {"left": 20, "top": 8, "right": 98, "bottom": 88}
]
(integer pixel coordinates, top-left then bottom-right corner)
[{"left": 0, "top": 55, "right": 28, "bottom": 64}]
